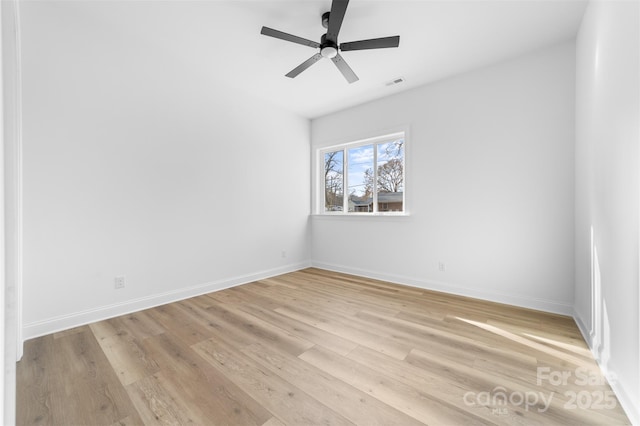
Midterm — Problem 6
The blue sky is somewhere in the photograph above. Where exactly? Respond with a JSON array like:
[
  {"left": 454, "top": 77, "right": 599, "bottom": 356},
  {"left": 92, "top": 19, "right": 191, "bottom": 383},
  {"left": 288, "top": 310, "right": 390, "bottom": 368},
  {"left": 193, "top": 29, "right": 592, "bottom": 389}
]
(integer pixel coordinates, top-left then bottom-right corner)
[{"left": 348, "top": 145, "right": 374, "bottom": 196}]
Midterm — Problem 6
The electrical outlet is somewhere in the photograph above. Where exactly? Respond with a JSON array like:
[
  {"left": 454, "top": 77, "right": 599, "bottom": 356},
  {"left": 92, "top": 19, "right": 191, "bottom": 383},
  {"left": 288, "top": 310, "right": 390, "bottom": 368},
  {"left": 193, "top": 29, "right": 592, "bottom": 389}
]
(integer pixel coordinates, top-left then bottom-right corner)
[
  {"left": 281, "top": 250, "right": 287, "bottom": 258},
  {"left": 438, "top": 262, "right": 446, "bottom": 272},
  {"left": 114, "top": 276, "right": 125, "bottom": 289}
]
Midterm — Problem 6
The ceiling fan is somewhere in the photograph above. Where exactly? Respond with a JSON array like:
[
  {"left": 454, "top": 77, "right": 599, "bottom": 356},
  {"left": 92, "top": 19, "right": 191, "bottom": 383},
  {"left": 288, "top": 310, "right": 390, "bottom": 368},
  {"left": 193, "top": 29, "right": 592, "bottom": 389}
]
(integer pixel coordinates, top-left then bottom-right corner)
[{"left": 260, "top": 0, "right": 400, "bottom": 84}]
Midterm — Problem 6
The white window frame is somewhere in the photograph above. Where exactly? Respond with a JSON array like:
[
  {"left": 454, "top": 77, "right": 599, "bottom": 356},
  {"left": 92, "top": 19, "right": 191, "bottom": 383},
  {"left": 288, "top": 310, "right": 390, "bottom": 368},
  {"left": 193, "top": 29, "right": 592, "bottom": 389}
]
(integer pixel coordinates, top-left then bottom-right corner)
[{"left": 318, "top": 131, "right": 407, "bottom": 216}]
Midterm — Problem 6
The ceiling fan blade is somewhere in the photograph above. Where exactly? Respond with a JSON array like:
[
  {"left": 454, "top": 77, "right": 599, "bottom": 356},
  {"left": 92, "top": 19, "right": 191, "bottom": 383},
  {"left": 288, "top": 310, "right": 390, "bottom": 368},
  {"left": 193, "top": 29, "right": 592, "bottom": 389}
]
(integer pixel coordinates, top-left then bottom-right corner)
[
  {"left": 286, "top": 53, "right": 323, "bottom": 78},
  {"left": 340, "top": 35, "right": 400, "bottom": 51},
  {"left": 331, "top": 53, "right": 358, "bottom": 84},
  {"left": 326, "top": 0, "right": 349, "bottom": 43},
  {"left": 261, "top": 26, "right": 320, "bottom": 49}
]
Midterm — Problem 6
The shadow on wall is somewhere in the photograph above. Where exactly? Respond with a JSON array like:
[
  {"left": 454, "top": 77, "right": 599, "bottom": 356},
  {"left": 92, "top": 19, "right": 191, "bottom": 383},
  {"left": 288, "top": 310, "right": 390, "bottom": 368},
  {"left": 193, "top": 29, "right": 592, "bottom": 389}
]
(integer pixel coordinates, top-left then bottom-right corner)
[{"left": 590, "top": 226, "right": 610, "bottom": 371}]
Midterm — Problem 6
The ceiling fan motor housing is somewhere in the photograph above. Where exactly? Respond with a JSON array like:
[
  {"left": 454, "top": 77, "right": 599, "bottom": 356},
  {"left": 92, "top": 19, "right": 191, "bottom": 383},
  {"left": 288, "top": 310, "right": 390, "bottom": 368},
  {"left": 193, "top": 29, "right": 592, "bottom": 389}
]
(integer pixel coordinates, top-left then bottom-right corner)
[{"left": 320, "top": 33, "right": 338, "bottom": 58}]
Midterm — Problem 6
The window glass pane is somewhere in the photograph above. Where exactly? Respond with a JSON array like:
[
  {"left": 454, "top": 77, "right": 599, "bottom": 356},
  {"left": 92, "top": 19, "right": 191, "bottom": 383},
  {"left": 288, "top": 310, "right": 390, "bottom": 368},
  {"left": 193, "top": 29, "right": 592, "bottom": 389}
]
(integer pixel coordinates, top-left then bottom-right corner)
[
  {"left": 348, "top": 145, "right": 374, "bottom": 213},
  {"left": 376, "top": 139, "right": 404, "bottom": 212},
  {"left": 324, "top": 150, "right": 343, "bottom": 212}
]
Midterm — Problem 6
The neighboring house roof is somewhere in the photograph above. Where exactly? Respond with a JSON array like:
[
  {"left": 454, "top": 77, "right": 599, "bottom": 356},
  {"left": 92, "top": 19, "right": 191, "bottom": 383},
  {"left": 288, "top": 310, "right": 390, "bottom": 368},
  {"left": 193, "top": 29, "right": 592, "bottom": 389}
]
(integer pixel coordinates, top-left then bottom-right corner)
[
  {"left": 349, "top": 192, "right": 403, "bottom": 205},
  {"left": 350, "top": 199, "right": 370, "bottom": 206},
  {"left": 378, "top": 192, "right": 403, "bottom": 203}
]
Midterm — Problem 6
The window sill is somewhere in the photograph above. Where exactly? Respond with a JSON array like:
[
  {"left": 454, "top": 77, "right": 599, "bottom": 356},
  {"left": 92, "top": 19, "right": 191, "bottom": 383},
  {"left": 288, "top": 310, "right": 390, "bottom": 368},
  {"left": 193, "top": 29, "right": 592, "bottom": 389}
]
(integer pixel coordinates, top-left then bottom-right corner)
[{"left": 310, "top": 213, "right": 411, "bottom": 221}]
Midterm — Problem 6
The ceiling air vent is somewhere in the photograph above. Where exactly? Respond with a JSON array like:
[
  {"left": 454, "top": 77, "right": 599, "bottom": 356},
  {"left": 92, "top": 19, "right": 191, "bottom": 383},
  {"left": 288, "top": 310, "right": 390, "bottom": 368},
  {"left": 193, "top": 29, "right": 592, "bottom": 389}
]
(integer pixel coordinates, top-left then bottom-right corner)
[{"left": 385, "top": 77, "right": 405, "bottom": 86}]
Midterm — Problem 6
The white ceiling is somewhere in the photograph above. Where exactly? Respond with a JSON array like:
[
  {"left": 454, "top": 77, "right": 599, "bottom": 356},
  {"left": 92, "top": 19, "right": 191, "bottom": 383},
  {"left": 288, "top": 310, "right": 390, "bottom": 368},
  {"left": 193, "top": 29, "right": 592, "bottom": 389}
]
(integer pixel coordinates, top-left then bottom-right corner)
[{"left": 33, "top": 0, "right": 588, "bottom": 119}]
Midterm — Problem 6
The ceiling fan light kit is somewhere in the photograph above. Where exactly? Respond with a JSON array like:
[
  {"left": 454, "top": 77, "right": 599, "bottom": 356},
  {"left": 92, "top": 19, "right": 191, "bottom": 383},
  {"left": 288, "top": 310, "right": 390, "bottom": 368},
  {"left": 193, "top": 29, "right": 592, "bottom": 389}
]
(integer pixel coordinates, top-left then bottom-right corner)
[
  {"left": 321, "top": 46, "right": 338, "bottom": 59},
  {"left": 260, "top": 0, "right": 400, "bottom": 84}
]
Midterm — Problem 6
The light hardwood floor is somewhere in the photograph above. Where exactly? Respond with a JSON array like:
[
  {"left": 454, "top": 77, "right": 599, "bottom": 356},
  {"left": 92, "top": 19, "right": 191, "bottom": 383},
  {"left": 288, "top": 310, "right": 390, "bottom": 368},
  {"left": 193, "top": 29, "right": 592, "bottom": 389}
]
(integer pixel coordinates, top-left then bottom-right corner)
[{"left": 17, "top": 268, "right": 630, "bottom": 425}]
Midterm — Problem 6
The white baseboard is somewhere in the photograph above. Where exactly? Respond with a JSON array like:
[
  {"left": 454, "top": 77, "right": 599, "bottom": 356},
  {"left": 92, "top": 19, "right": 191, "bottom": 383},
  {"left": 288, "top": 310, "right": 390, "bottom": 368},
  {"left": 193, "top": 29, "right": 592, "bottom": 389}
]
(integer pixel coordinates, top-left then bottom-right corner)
[
  {"left": 22, "top": 261, "right": 311, "bottom": 341},
  {"left": 573, "top": 309, "right": 593, "bottom": 347},
  {"left": 573, "top": 309, "right": 639, "bottom": 426},
  {"left": 311, "top": 261, "right": 574, "bottom": 316}
]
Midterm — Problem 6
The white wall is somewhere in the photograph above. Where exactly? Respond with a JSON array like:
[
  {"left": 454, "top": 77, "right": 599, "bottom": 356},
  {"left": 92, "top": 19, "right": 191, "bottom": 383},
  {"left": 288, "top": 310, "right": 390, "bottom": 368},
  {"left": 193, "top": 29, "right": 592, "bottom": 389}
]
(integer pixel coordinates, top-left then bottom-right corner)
[
  {"left": 311, "top": 42, "right": 576, "bottom": 314},
  {"left": 1, "top": 3, "right": 7, "bottom": 421},
  {"left": 574, "top": 1, "right": 640, "bottom": 423},
  {"left": 20, "top": 1, "right": 311, "bottom": 338},
  {"left": 2, "top": 0, "right": 20, "bottom": 423}
]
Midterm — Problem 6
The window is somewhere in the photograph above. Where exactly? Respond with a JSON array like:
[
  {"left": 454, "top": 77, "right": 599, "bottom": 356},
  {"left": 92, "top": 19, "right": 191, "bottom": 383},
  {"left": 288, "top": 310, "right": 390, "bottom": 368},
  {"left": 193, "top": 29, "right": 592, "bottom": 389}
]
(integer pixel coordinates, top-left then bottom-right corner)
[{"left": 321, "top": 132, "right": 405, "bottom": 215}]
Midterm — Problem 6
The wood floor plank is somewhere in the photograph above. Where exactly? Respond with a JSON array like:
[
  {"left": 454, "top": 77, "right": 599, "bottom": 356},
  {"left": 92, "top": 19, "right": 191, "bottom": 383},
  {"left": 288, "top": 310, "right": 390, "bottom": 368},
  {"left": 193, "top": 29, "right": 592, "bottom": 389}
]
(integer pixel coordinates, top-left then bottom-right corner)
[
  {"left": 179, "top": 296, "right": 316, "bottom": 356},
  {"left": 300, "top": 269, "right": 570, "bottom": 332},
  {"left": 17, "top": 268, "right": 631, "bottom": 425},
  {"left": 17, "top": 336, "right": 55, "bottom": 425},
  {"left": 407, "top": 348, "right": 628, "bottom": 425},
  {"left": 266, "top": 272, "right": 407, "bottom": 316},
  {"left": 242, "top": 342, "right": 426, "bottom": 426},
  {"left": 142, "top": 332, "right": 272, "bottom": 425},
  {"left": 56, "top": 330, "right": 143, "bottom": 425},
  {"left": 52, "top": 325, "right": 85, "bottom": 340},
  {"left": 291, "top": 274, "right": 447, "bottom": 321},
  {"left": 125, "top": 372, "right": 195, "bottom": 425},
  {"left": 356, "top": 309, "right": 539, "bottom": 373},
  {"left": 299, "top": 345, "right": 493, "bottom": 425},
  {"left": 90, "top": 312, "right": 164, "bottom": 344},
  {"left": 144, "top": 302, "right": 216, "bottom": 346},
  {"left": 19, "top": 328, "right": 141, "bottom": 426},
  {"left": 92, "top": 324, "right": 160, "bottom": 386},
  {"left": 238, "top": 281, "right": 377, "bottom": 320},
  {"left": 114, "top": 311, "right": 166, "bottom": 341},
  {"left": 109, "top": 415, "right": 143, "bottom": 426},
  {"left": 345, "top": 344, "right": 531, "bottom": 425},
  {"left": 236, "top": 300, "right": 359, "bottom": 356},
  {"left": 261, "top": 416, "right": 287, "bottom": 426},
  {"left": 192, "top": 338, "right": 355, "bottom": 426},
  {"left": 276, "top": 305, "right": 412, "bottom": 360}
]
